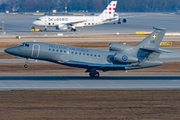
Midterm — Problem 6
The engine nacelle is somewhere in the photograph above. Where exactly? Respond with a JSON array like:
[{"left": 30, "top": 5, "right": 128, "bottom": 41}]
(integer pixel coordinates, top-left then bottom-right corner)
[
  {"left": 117, "top": 18, "right": 127, "bottom": 24},
  {"left": 56, "top": 24, "right": 68, "bottom": 30},
  {"left": 109, "top": 43, "right": 131, "bottom": 52},
  {"left": 114, "top": 53, "right": 138, "bottom": 63}
]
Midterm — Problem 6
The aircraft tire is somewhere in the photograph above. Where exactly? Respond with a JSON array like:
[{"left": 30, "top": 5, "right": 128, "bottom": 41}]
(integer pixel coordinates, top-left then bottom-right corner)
[
  {"left": 89, "top": 72, "right": 99, "bottom": 78},
  {"left": 24, "top": 64, "right": 28, "bottom": 68}
]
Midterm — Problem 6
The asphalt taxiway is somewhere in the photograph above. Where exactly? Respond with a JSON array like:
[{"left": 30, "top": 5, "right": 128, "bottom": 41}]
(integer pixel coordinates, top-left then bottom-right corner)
[
  {"left": 0, "top": 13, "right": 180, "bottom": 36},
  {"left": 0, "top": 75, "right": 180, "bottom": 90}
]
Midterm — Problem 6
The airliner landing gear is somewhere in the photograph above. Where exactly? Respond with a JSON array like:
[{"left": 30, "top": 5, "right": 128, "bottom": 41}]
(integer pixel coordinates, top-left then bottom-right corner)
[
  {"left": 24, "top": 58, "right": 29, "bottom": 68},
  {"left": 89, "top": 69, "right": 100, "bottom": 78},
  {"left": 71, "top": 28, "right": 76, "bottom": 32}
]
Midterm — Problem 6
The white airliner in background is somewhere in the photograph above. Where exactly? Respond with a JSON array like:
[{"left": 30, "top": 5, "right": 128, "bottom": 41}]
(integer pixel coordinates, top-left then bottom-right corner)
[{"left": 32, "top": 1, "right": 127, "bottom": 32}]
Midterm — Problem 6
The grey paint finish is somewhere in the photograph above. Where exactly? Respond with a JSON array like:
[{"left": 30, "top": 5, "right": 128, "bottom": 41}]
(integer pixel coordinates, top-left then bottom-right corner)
[{"left": 4, "top": 27, "right": 170, "bottom": 77}]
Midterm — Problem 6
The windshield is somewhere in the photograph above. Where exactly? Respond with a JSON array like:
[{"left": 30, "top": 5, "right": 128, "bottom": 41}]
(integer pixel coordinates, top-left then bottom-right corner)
[
  {"left": 114, "top": 13, "right": 118, "bottom": 17},
  {"left": 36, "top": 18, "right": 41, "bottom": 21},
  {"left": 18, "top": 43, "right": 29, "bottom": 47}
]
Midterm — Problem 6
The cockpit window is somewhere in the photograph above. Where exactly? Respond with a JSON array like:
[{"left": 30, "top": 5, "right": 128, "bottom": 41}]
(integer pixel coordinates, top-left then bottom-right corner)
[
  {"left": 18, "top": 43, "right": 29, "bottom": 47},
  {"left": 25, "top": 44, "right": 29, "bottom": 47},
  {"left": 36, "top": 18, "right": 41, "bottom": 21},
  {"left": 114, "top": 13, "right": 118, "bottom": 17}
]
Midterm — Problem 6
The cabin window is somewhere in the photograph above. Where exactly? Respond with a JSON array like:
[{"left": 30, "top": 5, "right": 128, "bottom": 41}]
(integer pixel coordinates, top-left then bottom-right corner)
[
  {"left": 83, "top": 53, "right": 85, "bottom": 55},
  {"left": 94, "top": 54, "right": 96, "bottom": 57},
  {"left": 90, "top": 54, "right": 93, "bottom": 57},
  {"left": 87, "top": 53, "right": 89, "bottom": 56},
  {"left": 56, "top": 50, "right": 58, "bottom": 52},
  {"left": 53, "top": 49, "right": 55, "bottom": 51},
  {"left": 71, "top": 51, "right": 74, "bottom": 54},
  {"left": 64, "top": 50, "right": 66, "bottom": 53},
  {"left": 60, "top": 50, "right": 62, "bottom": 52},
  {"left": 75, "top": 52, "right": 77, "bottom": 55},
  {"left": 49, "top": 48, "right": 51, "bottom": 51},
  {"left": 48, "top": 23, "right": 51, "bottom": 25},
  {"left": 98, "top": 55, "right": 100, "bottom": 58},
  {"left": 79, "top": 53, "right": 81, "bottom": 55}
]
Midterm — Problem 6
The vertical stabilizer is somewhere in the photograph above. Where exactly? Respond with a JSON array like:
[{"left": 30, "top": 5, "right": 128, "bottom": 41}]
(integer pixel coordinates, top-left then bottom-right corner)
[
  {"left": 99, "top": 1, "right": 117, "bottom": 19},
  {"left": 136, "top": 27, "right": 166, "bottom": 48}
]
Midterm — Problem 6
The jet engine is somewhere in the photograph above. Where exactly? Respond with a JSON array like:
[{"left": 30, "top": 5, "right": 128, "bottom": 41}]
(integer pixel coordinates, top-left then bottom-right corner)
[
  {"left": 55, "top": 24, "right": 68, "bottom": 30},
  {"left": 117, "top": 18, "right": 127, "bottom": 24},
  {"left": 114, "top": 53, "right": 138, "bottom": 63},
  {"left": 109, "top": 43, "right": 131, "bottom": 52}
]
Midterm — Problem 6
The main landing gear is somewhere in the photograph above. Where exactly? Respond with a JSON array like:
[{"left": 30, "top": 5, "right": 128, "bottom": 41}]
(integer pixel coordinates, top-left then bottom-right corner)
[
  {"left": 88, "top": 69, "right": 100, "bottom": 78},
  {"left": 71, "top": 28, "right": 76, "bottom": 32},
  {"left": 24, "top": 58, "right": 29, "bottom": 68}
]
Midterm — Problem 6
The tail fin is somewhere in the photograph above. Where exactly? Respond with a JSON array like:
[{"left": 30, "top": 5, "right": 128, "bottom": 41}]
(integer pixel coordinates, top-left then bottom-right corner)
[
  {"left": 99, "top": 1, "right": 117, "bottom": 19},
  {"left": 136, "top": 27, "right": 166, "bottom": 48}
]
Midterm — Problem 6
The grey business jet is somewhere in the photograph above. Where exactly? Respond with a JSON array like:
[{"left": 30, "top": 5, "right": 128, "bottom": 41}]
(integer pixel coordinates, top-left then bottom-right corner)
[{"left": 4, "top": 27, "right": 171, "bottom": 78}]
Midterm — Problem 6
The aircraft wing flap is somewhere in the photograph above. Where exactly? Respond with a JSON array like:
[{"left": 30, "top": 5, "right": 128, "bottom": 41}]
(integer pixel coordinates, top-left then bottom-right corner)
[{"left": 66, "top": 61, "right": 132, "bottom": 67}]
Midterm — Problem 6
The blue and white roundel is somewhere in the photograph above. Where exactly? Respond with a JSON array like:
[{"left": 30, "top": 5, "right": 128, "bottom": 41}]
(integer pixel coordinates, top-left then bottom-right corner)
[{"left": 122, "top": 55, "right": 128, "bottom": 61}]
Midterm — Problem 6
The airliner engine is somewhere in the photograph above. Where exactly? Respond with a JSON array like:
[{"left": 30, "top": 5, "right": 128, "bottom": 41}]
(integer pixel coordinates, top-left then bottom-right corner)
[
  {"left": 55, "top": 24, "right": 68, "bottom": 30},
  {"left": 109, "top": 43, "right": 131, "bottom": 52},
  {"left": 117, "top": 18, "right": 127, "bottom": 24},
  {"left": 114, "top": 53, "right": 138, "bottom": 63}
]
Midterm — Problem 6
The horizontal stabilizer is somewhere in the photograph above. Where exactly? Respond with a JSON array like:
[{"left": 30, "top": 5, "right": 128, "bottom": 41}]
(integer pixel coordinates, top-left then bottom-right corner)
[
  {"left": 140, "top": 47, "right": 172, "bottom": 53},
  {"left": 66, "top": 61, "right": 132, "bottom": 67}
]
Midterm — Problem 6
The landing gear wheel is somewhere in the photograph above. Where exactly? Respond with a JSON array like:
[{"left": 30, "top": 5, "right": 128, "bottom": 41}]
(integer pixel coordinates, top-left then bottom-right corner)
[
  {"left": 24, "top": 64, "right": 28, "bottom": 68},
  {"left": 89, "top": 72, "right": 99, "bottom": 78},
  {"left": 71, "top": 28, "right": 76, "bottom": 32},
  {"left": 118, "top": 21, "right": 121, "bottom": 24},
  {"left": 24, "top": 58, "right": 29, "bottom": 68}
]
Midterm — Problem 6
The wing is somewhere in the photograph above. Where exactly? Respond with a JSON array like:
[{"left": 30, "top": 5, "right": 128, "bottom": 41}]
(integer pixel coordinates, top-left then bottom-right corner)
[
  {"left": 119, "top": 14, "right": 146, "bottom": 19},
  {"left": 65, "top": 20, "right": 87, "bottom": 26},
  {"left": 66, "top": 61, "right": 132, "bottom": 68},
  {"left": 103, "top": 18, "right": 117, "bottom": 23}
]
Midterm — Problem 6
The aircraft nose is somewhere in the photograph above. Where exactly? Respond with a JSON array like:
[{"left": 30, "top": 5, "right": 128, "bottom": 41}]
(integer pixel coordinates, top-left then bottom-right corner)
[
  {"left": 4, "top": 48, "right": 12, "bottom": 54},
  {"left": 4, "top": 47, "right": 19, "bottom": 55},
  {"left": 33, "top": 21, "right": 38, "bottom": 25},
  {"left": 33, "top": 21, "right": 36, "bottom": 25}
]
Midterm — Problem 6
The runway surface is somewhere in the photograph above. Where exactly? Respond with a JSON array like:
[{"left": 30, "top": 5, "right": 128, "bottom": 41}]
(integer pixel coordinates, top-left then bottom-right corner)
[
  {"left": 0, "top": 75, "right": 180, "bottom": 90},
  {"left": 0, "top": 13, "right": 180, "bottom": 36}
]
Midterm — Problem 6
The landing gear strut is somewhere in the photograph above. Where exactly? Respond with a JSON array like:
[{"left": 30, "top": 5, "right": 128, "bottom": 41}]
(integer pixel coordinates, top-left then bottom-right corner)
[
  {"left": 24, "top": 58, "right": 29, "bottom": 68},
  {"left": 71, "top": 28, "right": 76, "bottom": 32}
]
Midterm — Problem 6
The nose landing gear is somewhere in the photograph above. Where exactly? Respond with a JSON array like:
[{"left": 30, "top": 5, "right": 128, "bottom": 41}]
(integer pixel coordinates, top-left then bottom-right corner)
[{"left": 24, "top": 58, "right": 29, "bottom": 68}]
